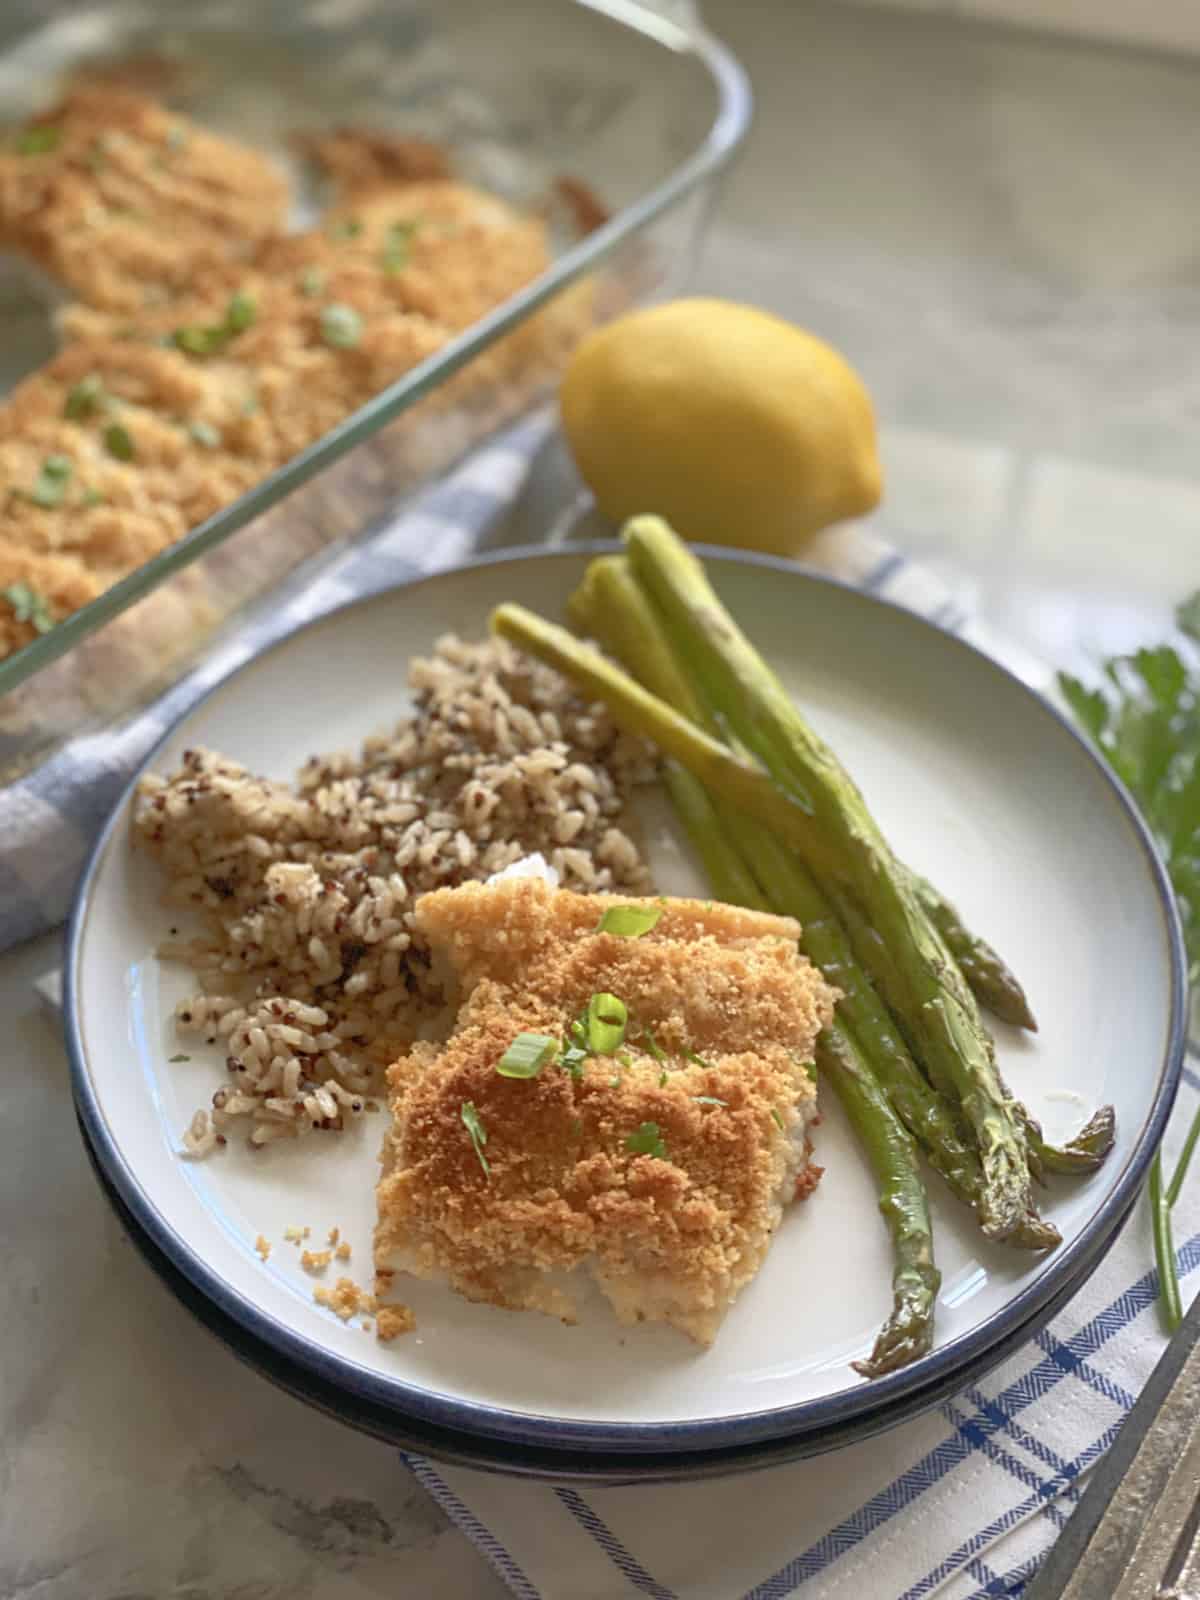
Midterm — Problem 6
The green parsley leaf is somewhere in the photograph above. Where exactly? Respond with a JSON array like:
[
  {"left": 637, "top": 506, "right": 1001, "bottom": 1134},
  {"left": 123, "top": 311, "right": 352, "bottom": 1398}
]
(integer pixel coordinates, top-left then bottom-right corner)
[
  {"left": 496, "top": 1032, "right": 558, "bottom": 1079},
  {"left": 320, "top": 302, "right": 364, "bottom": 349},
  {"left": 168, "top": 1053, "right": 191, "bottom": 1063},
  {"left": 693, "top": 1095, "right": 727, "bottom": 1106},
  {"left": 63, "top": 373, "right": 105, "bottom": 421},
  {"left": 29, "top": 453, "right": 72, "bottom": 508},
  {"left": 329, "top": 217, "right": 364, "bottom": 240},
  {"left": 624, "top": 1121, "right": 668, "bottom": 1160},
  {"left": 104, "top": 423, "right": 135, "bottom": 461},
  {"left": 770, "top": 1108, "right": 785, "bottom": 1132},
  {"left": 300, "top": 266, "right": 326, "bottom": 297},
  {"left": 2, "top": 581, "right": 53, "bottom": 634},
  {"left": 803, "top": 1060, "right": 817, "bottom": 1083},
  {"left": 585, "top": 991, "right": 628, "bottom": 1054},
  {"left": 81, "top": 486, "right": 104, "bottom": 507},
  {"left": 1059, "top": 606, "right": 1200, "bottom": 1332},
  {"left": 658, "top": 1069, "right": 668, "bottom": 1087},
  {"left": 187, "top": 419, "right": 222, "bottom": 449},
  {"left": 595, "top": 904, "right": 662, "bottom": 938},
  {"left": 16, "top": 125, "right": 59, "bottom": 155},
  {"left": 683, "top": 1045, "right": 715, "bottom": 1072},
  {"left": 461, "top": 1100, "right": 490, "bottom": 1177}
]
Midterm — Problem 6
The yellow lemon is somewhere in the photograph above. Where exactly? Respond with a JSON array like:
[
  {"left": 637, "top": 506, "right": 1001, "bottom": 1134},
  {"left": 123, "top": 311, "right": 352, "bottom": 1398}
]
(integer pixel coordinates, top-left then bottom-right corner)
[{"left": 560, "top": 298, "right": 882, "bottom": 555}]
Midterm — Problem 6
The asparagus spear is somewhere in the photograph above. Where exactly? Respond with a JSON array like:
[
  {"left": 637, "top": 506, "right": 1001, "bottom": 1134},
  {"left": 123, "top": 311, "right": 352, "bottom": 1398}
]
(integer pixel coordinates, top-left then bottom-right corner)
[
  {"left": 661, "top": 761, "right": 771, "bottom": 913},
  {"left": 571, "top": 561, "right": 941, "bottom": 1370},
  {"left": 912, "top": 876, "right": 1037, "bottom": 1032},
  {"left": 621, "top": 515, "right": 1037, "bottom": 1242},
  {"left": 491, "top": 604, "right": 838, "bottom": 855},
  {"left": 818, "top": 1029, "right": 940, "bottom": 1376},
  {"left": 572, "top": 556, "right": 1060, "bottom": 1251}
]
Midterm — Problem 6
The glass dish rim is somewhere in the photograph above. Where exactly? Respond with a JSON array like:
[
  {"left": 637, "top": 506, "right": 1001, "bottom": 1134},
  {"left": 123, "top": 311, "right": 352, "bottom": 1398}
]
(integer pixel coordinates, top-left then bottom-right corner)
[{"left": 0, "top": 0, "right": 753, "bottom": 696}]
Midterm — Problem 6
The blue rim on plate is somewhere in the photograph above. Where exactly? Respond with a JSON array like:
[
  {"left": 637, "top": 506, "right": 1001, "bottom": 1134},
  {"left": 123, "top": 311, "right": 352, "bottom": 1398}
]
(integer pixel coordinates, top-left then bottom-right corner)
[
  {"left": 64, "top": 544, "right": 1189, "bottom": 1464},
  {"left": 79, "top": 1104, "right": 1148, "bottom": 1481}
]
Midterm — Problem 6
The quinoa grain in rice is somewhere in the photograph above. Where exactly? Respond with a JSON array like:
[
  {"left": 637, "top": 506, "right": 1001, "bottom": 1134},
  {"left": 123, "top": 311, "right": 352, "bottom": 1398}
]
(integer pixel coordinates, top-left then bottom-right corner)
[{"left": 132, "top": 633, "right": 653, "bottom": 1154}]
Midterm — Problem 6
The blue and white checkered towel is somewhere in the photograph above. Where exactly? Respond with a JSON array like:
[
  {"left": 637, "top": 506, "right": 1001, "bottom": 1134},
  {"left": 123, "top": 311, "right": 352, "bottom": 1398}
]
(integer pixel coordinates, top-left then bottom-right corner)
[{"left": 6, "top": 410, "right": 1195, "bottom": 1600}]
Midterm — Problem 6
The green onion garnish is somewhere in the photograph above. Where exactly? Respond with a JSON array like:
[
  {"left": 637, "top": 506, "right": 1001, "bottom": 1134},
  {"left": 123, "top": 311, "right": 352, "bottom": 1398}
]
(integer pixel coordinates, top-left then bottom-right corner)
[
  {"left": 461, "top": 1100, "right": 489, "bottom": 1177},
  {"left": 187, "top": 420, "right": 221, "bottom": 449},
  {"left": 226, "top": 291, "right": 256, "bottom": 333},
  {"left": 770, "top": 1108, "right": 785, "bottom": 1132},
  {"left": 172, "top": 292, "right": 256, "bottom": 357},
  {"left": 625, "top": 1121, "right": 668, "bottom": 1159},
  {"left": 104, "top": 423, "right": 135, "bottom": 462},
  {"left": 559, "top": 1040, "right": 588, "bottom": 1079},
  {"left": 658, "top": 1069, "right": 668, "bottom": 1087},
  {"left": 497, "top": 1032, "right": 558, "bottom": 1079},
  {"left": 2, "top": 581, "right": 53, "bottom": 634},
  {"left": 300, "top": 266, "right": 325, "bottom": 297},
  {"left": 803, "top": 1060, "right": 817, "bottom": 1083},
  {"left": 16, "top": 125, "right": 59, "bottom": 155},
  {"left": 693, "top": 1096, "right": 727, "bottom": 1106},
  {"left": 585, "top": 992, "right": 628, "bottom": 1055},
  {"left": 173, "top": 325, "right": 221, "bottom": 356},
  {"left": 63, "top": 374, "right": 105, "bottom": 421},
  {"left": 320, "top": 302, "right": 363, "bottom": 349},
  {"left": 382, "top": 219, "right": 420, "bottom": 274},
  {"left": 595, "top": 904, "right": 662, "bottom": 938},
  {"left": 639, "top": 1026, "right": 666, "bottom": 1063},
  {"left": 29, "top": 454, "right": 72, "bottom": 508},
  {"left": 683, "top": 1045, "right": 714, "bottom": 1072}
]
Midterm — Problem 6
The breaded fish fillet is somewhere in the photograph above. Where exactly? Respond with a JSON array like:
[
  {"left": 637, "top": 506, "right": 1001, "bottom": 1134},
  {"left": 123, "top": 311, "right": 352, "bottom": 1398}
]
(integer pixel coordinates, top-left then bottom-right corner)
[
  {"left": 374, "top": 878, "right": 836, "bottom": 1345},
  {"left": 0, "top": 85, "right": 289, "bottom": 312}
]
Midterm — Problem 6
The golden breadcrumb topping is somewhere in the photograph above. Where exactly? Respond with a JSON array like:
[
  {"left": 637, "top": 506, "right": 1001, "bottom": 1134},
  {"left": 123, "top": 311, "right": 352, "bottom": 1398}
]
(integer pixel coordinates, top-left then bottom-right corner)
[
  {"left": 375, "top": 879, "right": 835, "bottom": 1344},
  {"left": 375, "top": 1304, "right": 416, "bottom": 1343},
  {"left": 0, "top": 84, "right": 289, "bottom": 312},
  {"left": 314, "top": 1276, "right": 377, "bottom": 1322},
  {"left": 0, "top": 90, "right": 592, "bottom": 661}
]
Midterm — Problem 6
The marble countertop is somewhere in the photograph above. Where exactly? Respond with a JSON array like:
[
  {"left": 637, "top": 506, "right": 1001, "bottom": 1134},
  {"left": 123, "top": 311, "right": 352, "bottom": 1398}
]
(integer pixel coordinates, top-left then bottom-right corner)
[{"left": 5, "top": 3, "right": 1199, "bottom": 1597}]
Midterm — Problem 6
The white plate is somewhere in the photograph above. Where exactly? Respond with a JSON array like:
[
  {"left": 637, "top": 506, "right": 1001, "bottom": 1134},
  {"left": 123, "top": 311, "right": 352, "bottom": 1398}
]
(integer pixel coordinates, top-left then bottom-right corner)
[{"left": 66, "top": 548, "right": 1185, "bottom": 1461}]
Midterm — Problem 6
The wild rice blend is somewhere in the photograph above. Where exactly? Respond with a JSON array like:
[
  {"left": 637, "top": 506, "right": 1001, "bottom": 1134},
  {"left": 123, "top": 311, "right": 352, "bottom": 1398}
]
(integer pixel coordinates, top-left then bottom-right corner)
[{"left": 133, "top": 635, "right": 654, "bottom": 1154}]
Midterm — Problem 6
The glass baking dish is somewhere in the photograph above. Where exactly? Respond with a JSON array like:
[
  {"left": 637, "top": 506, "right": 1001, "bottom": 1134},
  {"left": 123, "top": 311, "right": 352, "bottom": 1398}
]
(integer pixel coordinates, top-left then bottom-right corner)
[{"left": 0, "top": 0, "right": 749, "bottom": 781}]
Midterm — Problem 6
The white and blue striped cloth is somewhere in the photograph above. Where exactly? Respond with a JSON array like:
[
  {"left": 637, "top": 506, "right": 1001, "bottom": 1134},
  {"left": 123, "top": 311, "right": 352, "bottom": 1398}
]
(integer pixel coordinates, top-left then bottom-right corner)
[{"left": 5, "top": 410, "right": 1195, "bottom": 1599}]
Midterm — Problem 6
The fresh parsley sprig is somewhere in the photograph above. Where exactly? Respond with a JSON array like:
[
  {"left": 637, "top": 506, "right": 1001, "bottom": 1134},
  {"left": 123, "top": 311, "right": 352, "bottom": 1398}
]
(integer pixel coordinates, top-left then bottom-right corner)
[{"left": 1059, "top": 593, "right": 1200, "bottom": 1331}]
